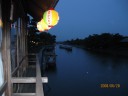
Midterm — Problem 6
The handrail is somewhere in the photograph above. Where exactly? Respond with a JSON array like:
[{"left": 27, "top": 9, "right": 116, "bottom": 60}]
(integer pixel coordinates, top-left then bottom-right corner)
[
  {"left": 13, "top": 93, "right": 36, "bottom": 96},
  {"left": 11, "top": 77, "right": 48, "bottom": 83},
  {"left": 0, "top": 81, "right": 7, "bottom": 96},
  {"left": 36, "top": 55, "right": 44, "bottom": 96},
  {"left": 12, "top": 53, "right": 46, "bottom": 96},
  {"left": 2, "top": 48, "right": 47, "bottom": 96}
]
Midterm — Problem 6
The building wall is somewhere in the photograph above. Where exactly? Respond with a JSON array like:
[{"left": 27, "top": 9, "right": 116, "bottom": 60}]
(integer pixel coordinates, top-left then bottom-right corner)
[
  {"left": 0, "top": 1, "right": 4, "bottom": 96},
  {"left": 0, "top": 0, "right": 28, "bottom": 95}
]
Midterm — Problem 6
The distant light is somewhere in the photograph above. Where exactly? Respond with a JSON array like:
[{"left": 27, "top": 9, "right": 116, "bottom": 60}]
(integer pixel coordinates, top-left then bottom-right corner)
[
  {"left": 0, "top": 19, "right": 3, "bottom": 27},
  {"left": 43, "top": 9, "right": 59, "bottom": 27}
]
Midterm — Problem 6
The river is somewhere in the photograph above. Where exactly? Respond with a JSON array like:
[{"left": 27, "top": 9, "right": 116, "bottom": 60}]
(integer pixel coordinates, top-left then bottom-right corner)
[{"left": 43, "top": 44, "right": 128, "bottom": 96}]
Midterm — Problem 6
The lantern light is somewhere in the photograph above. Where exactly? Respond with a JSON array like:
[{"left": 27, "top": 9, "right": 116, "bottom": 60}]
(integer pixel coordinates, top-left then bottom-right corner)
[
  {"left": 43, "top": 9, "right": 59, "bottom": 27},
  {"left": 37, "top": 19, "right": 52, "bottom": 32},
  {"left": 40, "top": 19, "right": 52, "bottom": 31},
  {"left": 0, "top": 19, "right": 3, "bottom": 27},
  {"left": 37, "top": 21, "right": 44, "bottom": 32}
]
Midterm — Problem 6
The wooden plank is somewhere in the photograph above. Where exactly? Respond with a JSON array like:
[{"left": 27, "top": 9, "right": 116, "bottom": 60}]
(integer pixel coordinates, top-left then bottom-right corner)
[
  {"left": 36, "top": 55, "right": 44, "bottom": 96},
  {"left": 12, "top": 77, "right": 35, "bottom": 83},
  {"left": 28, "top": 53, "right": 36, "bottom": 55},
  {"left": 12, "top": 66, "right": 19, "bottom": 76},
  {"left": 11, "top": 77, "right": 48, "bottom": 83},
  {"left": 42, "top": 77, "right": 48, "bottom": 83},
  {"left": 12, "top": 93, "right": 35, "bottom": 96},
  {"left": 0, "top": 81, "right": 7, "bottom": 96}
]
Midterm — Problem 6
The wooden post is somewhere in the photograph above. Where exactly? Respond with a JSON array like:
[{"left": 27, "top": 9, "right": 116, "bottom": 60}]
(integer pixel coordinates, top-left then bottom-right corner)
[
  {"left": 22, "top": 18, "right": 26, "bottom": 73},
  {"left": 16, "top": 20, "right": 20, "bottom": 92},
  {"left": 2, "top": 17, "right": 12, "bottom": 96},
  {"left": 25, "top": 21, "right": 28, "bottom": 67}
]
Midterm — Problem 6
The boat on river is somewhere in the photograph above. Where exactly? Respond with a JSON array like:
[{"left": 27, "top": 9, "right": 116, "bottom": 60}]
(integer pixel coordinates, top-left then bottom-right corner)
[{"left": 59, "top": 45, "right": 72, "bottom": 51}]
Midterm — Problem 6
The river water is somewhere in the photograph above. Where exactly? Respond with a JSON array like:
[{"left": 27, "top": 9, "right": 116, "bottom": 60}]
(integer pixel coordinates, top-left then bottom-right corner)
[{"left": 43, "top": 44, "right": 128, "bottom": 96}]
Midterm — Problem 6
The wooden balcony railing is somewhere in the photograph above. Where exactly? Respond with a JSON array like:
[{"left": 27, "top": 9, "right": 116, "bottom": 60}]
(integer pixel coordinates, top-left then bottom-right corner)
[{"left": 0, "top": 52, "right": 48, "bottom": 96}]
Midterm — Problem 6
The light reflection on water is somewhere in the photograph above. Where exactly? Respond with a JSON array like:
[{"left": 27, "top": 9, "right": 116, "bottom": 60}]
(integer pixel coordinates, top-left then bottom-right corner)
[{"left": 43, "top": 44, "right": 128, "bottom": 96}]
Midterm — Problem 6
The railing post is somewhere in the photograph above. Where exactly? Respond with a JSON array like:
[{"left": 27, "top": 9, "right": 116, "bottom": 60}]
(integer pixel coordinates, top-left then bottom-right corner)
[{"left": 36, "top": 55, "right": 44, "bottom": 96}]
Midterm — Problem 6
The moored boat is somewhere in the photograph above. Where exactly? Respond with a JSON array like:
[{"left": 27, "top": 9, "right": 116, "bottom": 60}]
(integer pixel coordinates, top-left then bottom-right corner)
[{"left": 59, "top": 45, "right": 72, "bottom": 51}]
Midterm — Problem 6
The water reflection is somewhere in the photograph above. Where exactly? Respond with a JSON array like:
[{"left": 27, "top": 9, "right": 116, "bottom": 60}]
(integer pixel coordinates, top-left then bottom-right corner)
[
  {"left": 44, "top": 44, "right": 128, "bottom": 96},
  {"left": 45, "top": 64, "right": 57, "bottom": 72}
]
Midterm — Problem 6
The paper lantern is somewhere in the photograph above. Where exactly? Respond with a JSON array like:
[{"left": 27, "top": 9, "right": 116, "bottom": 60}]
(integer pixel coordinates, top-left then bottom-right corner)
[
  {"left": 37, "top": 21, "right": 44, "bottom": 32},
  {"left": 37, "top": 19, "right": 52, "bottom": 32},
  {"left": 40, "top": 19, "right": 52, "bottom": 31},
  {"left": 43, "top": 9, "right": 59, "bottom": 27}
]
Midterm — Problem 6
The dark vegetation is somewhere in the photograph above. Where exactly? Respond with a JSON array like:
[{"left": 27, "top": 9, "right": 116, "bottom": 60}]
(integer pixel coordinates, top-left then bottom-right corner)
[
  {"left": 64, "top": 33, "right": 123, "bottom": 49},
  {"left": 63, "top": 33, "right": 128, "bottom": 56},
  {"left": 27, "top": 19, "right": 56, "bottom": 52}
]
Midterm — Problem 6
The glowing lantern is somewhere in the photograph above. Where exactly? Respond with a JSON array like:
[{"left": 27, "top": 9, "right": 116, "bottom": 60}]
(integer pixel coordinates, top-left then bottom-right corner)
[
  {"left": 37, "top": 19, "right": 52, "bottom": 32},
  {"left": 37, "top": 21, "right": 44, "bottom": 32},
  {"left": 43, "top": 9, "right": 59, "bottom": 27},
  {"left": 40, "top": 19, "right": 52, "bottom": 30},
  {"left": 0, "top": 19, "right": 2, "bottom": 27}
]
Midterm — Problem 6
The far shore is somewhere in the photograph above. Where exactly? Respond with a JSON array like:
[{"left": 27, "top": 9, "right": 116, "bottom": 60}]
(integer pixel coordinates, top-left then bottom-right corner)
[{"left": 61, "top": 43, "right": 128, "bottom": 57}]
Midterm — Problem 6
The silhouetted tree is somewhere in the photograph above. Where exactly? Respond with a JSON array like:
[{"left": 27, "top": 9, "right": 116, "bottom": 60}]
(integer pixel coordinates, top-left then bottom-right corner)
[{"left": 63, "top": 33, "right": 124, "bottom": 50}]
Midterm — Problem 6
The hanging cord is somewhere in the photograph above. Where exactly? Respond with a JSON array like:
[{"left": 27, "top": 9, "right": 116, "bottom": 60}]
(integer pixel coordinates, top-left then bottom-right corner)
[{"left": 10, "top": 0, "right": 14, "bottom": 21}]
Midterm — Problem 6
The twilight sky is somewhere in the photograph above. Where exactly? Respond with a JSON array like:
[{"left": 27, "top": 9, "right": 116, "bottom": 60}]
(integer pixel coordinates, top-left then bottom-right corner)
[{"left": 49, "top": 0, "right": 128, "bottom": 41}]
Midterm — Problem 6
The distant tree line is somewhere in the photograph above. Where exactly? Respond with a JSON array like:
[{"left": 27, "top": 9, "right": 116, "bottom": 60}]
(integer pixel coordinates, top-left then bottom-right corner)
[{"left": 63, "top": 33, "right": 126, "bottom": 50}]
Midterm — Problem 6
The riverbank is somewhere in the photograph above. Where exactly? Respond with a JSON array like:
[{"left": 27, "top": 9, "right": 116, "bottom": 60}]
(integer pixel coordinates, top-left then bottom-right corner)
[{"left": 63, "top": 44, "right": 128, "bottom": 57}]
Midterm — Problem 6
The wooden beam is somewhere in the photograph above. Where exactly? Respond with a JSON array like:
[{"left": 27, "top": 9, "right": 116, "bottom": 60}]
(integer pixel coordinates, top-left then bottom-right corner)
[
  {"left": 11, "top": 55, "right": 27, "bottom": 76},
  {"left": 36, "top": 55, "right": 44, "bottom": 96},
  {"left": 28, "top": 53, "right": 36, "bottom": 56},
  {"left": 0, "top": 81, "right": 7, "bottom": 96},
  {"left": 1, "top": 14, "right": 12, "bottom": 96},
  {"left": 11, "top": 77, "right": 48, "bottom": 83},
  {"left": 6, "top": 20, "right": 12, "bottom": 96},
  {"left": 12, "top": 93, "right": 36, "bottom": 96}
]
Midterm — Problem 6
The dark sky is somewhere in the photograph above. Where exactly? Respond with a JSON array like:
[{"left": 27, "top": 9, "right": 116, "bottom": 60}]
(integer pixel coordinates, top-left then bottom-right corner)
[{"left": 49, "top": 0, "right": 128, "bottom": 41}]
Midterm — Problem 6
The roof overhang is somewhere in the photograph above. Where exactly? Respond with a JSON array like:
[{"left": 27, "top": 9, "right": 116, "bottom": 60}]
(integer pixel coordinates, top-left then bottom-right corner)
[
  {"left": 1, "top": 0, "right": 59, "bottom": 23},
  {"left": 24, "top": 0, "right": 59, "bottom": 21}
]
